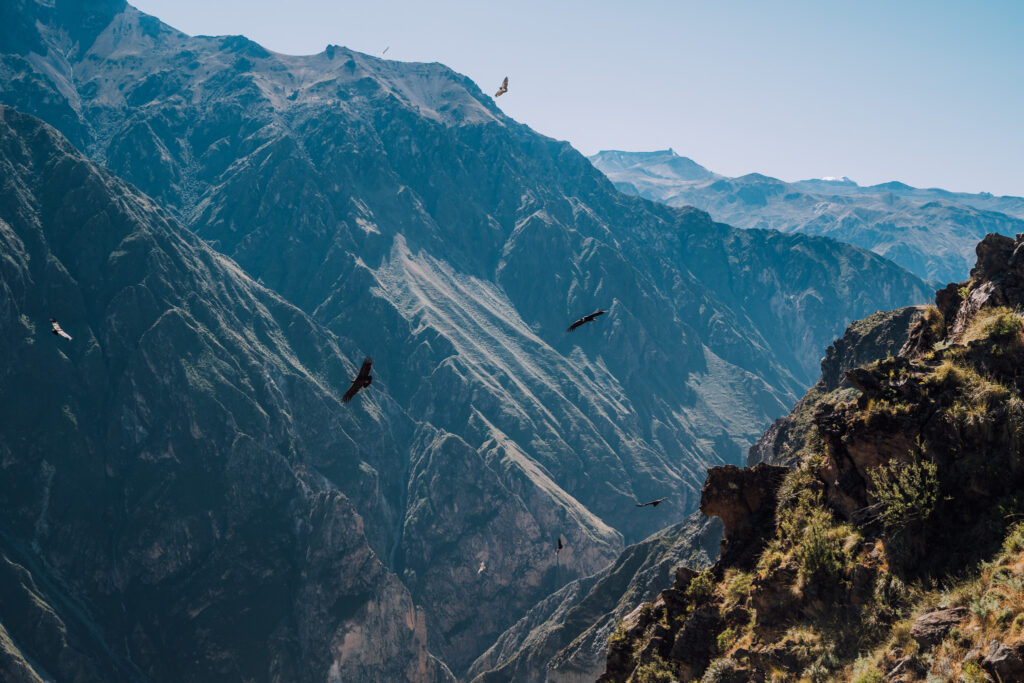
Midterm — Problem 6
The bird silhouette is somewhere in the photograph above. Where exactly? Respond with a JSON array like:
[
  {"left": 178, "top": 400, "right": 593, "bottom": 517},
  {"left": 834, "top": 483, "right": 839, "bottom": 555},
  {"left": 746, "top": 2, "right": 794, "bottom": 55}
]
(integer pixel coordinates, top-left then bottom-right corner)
[
  {"left": 50, "top": 318, "right": 72, "bottom": 341},
  {"left": 567, "top": 309, "right": 606, "bottom": 332},
  {"left": 495, "top": 76, "right": 508, "bottom": 97},
  {"left": 557, "top": 536, "right": 564, "bottom": 552},
  {"left": 636, "top": 497, "right": 668, "bottom": 508},
  {"left": 343, "top": 357, "right": 374, "bottom": 403},
  {"left": 382, "top": 46, "right": 389, "bottom": 55}
]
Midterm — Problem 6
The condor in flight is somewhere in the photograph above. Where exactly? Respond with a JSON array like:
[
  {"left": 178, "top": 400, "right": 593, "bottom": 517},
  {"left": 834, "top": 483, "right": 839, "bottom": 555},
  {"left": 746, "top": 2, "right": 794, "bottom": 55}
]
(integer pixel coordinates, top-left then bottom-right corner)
[
  {"left": 636, "top": 497, "right": 668, "bottom": 508},
  {"left": 50, "top": 318, "right": 72, "bottom": 341},
  {"left": 343, "top": 357, "right": 374, "bottom": 403},
  {"left": 495, "top": 76, "right": 508, "bottom": 97},
  {"left": 567, "top": 309, "right": 606, "bottom": 332}
]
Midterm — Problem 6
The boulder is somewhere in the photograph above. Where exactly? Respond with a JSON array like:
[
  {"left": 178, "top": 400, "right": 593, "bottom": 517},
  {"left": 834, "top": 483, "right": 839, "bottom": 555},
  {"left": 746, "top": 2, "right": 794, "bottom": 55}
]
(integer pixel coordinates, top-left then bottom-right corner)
[
  {"left": 909, "top": 607, "right": 969, "bottom": 649},
  {"left": 982, "top": 640, "right": 1024, "bottom": 682}
]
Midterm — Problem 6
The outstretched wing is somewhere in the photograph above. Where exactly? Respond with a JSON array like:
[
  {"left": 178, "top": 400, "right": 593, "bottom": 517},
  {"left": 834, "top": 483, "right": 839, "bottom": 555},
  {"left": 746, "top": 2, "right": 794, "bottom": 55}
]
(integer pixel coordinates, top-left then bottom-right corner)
[
  {"left": 342, "top": 379, "right": 362, "bottom": 403},
  {"left": 495, "top": 76, "right": 508, "bottom": 96},
  {"left": 567, "top": 317, "right": 585, "bottom": 332},
  {"left": 343, "top": 357, "right": 374, "bottom": 403},
  {"left": 51, "top": 320, "right": 72, "bottom": 341},
  {"left": 590, "top": 309, "right": 607, "bottom": 321},
  {"left": 357, "top": 357, "right": 373, "bottom": 381}
]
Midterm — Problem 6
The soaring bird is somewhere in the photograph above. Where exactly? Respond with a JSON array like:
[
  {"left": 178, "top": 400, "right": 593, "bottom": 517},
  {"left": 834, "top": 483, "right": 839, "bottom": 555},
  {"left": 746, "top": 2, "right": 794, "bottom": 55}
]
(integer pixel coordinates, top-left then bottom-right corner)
[
  {"left": 557, "top": 536, "right": 564, "bottom": 552},
  {"left": 50, "top": 318, "right": 72, "bottom": 341},
  {"left": 636, "top": 497, "right": 668, "bottom": 508},
  {"left": 495, "top": 76, "right": 508, "bottom": 97},
  {"left": 382, "top": 46, "right": 389, "bottom": 55},
  {"left": 343, "top": 357, "right": 374, "bottom": 403},
  {"left": 567, "top": 309, "right": 606, "bottom": 332}
]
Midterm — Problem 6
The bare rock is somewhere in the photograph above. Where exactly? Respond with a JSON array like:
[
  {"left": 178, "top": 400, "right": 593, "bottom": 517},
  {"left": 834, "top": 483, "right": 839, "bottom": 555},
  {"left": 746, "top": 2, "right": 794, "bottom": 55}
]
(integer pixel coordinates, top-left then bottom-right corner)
[
  {"left": 910, "top": 607, "right": 969, "bottom": 649},
  {"left": 983, "top": 640, "right": 1024, "bottom": 682},
  {"left": 699, "top": 463, "right": 789, "bottom": 568}
]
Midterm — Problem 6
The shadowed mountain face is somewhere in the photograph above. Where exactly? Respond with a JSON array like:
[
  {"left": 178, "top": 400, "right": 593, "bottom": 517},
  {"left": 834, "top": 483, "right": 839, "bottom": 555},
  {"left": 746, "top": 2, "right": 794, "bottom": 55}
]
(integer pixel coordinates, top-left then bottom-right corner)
[
  {"left": 468, "top": 513, "right": 722, "bottom": 683},
  {"left": 0, "top": 105, "right": 453, "bottom": 683},
  {"left": 0, "top": 1, "right": 932, "bottom": 677},
  {"left": 592, "top": 149, "right": 1024, "bottom": 285}
]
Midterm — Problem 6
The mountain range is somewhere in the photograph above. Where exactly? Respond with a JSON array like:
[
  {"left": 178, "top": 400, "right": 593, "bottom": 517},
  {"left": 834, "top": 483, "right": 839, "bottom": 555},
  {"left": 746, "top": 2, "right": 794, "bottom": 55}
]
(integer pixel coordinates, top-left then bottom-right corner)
[
  {"left": 591, "top": 149, "right": 1024, "bottom": 285},
  {"left": 0, "top": 1, "right": 934, "bottom": 679}
]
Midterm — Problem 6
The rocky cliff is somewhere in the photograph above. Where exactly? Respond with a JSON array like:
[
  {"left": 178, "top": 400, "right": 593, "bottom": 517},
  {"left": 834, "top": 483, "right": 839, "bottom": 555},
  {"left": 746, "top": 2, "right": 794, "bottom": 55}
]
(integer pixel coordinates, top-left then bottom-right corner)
[
  {"left": 468, "top": 513, "right": 721, "bottom": 683},
  {"left": 599, "top": 233, "right": 1024, "bottom": 681},
  {"left": 0, "top": 105, "right": 453, "bottom": 682}
]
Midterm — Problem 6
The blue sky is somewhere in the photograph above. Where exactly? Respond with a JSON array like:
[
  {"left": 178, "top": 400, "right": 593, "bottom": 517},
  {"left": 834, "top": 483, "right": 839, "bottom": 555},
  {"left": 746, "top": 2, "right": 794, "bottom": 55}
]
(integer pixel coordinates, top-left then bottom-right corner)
[{"left": 131, "top": 0, "right": 1023, "bottom": 196}]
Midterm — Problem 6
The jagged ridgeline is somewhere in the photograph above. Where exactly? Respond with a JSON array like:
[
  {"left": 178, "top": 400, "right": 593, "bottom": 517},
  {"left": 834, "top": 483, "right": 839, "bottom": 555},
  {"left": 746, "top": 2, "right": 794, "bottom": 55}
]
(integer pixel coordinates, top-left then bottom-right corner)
[
  {"left": 591, "top": 149, "right": 1024, "bottom": 286},
  {"left": 601, "top": 234, "right": 1024, "bottom": 682},
  {"left": 0, "top": 0, "right": 934, "bottom": 680}
]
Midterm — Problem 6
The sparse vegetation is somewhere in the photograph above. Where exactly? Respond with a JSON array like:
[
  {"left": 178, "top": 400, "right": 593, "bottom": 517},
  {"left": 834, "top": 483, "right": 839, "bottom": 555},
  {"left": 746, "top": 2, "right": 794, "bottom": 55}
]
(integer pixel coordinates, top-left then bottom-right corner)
[
  {"left": 632, "top": 653, "right": 678, "bottom": 683},
  {"left": 600, "top": 261, "right": 1024, "bottom": 682},
  {"left": 685, "top": 570, "right": 715, "bottom": 605},
  {"left": 868, "top": 457, "right": 939, "bottom": 530},
  {"left": 701, "top": 657, "right": 741, "bottom": 683}
]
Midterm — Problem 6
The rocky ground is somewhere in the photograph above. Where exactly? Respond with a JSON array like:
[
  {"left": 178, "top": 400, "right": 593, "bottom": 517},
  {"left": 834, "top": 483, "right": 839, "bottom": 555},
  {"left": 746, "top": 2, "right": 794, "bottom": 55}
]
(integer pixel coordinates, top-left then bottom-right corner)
[{"left": 598, "top": 233, "right": 1024, "bottom": 682}]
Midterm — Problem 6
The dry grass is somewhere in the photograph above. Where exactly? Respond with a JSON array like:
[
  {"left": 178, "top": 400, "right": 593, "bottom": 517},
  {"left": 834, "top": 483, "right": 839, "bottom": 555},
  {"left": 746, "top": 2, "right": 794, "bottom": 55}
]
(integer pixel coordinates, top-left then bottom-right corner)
[{"left": 961, "top": 306, "right": 1024, "bottom": 346}]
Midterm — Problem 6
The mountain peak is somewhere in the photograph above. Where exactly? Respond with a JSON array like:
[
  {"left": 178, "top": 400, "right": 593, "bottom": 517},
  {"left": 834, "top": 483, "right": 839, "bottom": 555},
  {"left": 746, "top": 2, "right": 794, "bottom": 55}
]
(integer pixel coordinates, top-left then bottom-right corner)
[{"left": 589, "top": 149, "right": 717, "bottom": 182}]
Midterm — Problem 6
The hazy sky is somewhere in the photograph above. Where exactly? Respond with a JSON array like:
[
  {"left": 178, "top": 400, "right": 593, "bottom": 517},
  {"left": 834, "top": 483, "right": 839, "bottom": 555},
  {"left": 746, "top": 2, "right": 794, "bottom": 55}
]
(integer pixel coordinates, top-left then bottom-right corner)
[{"left": 131, "top": 0, "right": 1023, "bottom": 196}]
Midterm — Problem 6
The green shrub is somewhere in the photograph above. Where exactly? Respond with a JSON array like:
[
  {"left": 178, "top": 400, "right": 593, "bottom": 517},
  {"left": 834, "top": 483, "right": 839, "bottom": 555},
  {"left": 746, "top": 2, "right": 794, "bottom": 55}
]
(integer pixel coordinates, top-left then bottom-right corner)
[
  {"left": 1002, "top": 522, "right": 1024, "bottom": 554},
  {"left": 793, "top": 507, "right": 848, "bottom": 584},
  {"left": 868, "top": 458, "right": 939, "bottom": 530},
  {"left": 634, "top": 653, "right": 677, "bottom": 683},
  {"left": 983, "top": 311, "right": 1024, "bottom": 340},
  {"left": 686, "top": 570, "right": 715, "bottom": 605},
  {"left": 716, "top": 627, "right": 735, "bottom": 653},
  {"left": 723, "top": 570, "right": 753, "bottom": 606},
  {"left": 961, "top": 660, "right": 988, "bottom": 683},
  {"left": 608, "top": 617, "right": 627, "bottom": 644}
]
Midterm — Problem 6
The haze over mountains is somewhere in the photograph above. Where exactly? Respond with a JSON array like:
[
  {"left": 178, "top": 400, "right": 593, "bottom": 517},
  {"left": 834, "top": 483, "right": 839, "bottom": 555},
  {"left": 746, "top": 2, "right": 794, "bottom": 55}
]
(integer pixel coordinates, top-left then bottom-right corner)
[
  {"left": 592, "top": 149, "right": 1024, "bottom": 285},
  {"left": 0, "top": 1, "right": 933, "bottom": 680}
]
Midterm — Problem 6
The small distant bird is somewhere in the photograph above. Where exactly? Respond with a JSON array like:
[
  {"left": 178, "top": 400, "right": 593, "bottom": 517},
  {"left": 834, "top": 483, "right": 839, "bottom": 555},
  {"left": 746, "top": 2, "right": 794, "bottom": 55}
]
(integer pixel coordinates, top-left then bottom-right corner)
[
  {"left": 342, "top": 357, "right": 374, "bottom": 403},
  {"left": 494, "top": 76, "right": 508, "bottom": 97},
  {"left": 557, "top": 537, "right": 564, "bottom": 552},
  {"left": 478, "top": 560, "right": 486, "bottom": 575},
  {"left": 567, "top": 310, "right": 606, "bottom": 332},
  {"left": 636, "top": 497, "right": 668, "bottom": 508},
  {"left": 50, "top": 318, "right": 72, "bottom": 341},
  {"left": 382, "top": 46, "right": 389, "bottom": 55}
]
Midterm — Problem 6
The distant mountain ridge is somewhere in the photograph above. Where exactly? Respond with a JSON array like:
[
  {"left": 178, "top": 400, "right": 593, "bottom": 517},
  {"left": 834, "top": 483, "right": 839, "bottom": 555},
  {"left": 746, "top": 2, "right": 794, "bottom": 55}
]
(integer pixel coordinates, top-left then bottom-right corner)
[
  {"left": 1, "top": 1, "right": 931, "bottom": 679},
  {"left": 591, "top": 149, "right": 1024, "bottom": 284}
]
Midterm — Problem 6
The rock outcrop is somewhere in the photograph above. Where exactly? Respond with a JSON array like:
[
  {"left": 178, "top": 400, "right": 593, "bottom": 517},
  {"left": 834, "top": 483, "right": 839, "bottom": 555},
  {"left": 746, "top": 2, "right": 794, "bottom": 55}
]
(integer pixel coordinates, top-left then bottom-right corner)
[
  {"left": 699, "top": 463, "right": 788, "bottom": 568},
  {"left": 597, "top": 233, "right": 1024, "bottom": 682}
]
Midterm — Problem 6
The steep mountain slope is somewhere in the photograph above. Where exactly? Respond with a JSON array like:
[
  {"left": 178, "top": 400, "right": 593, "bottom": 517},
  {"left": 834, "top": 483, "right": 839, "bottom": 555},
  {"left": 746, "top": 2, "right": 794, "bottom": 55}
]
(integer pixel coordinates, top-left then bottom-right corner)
[
  {"left": 1, "top": 0, "right": 933, "bottom": 674},
  {"left": 0, "top": 105, "right": 452, "bottom": 682},
  {"left": 468, "top": 513, "right": 721, "bottom": 683},
  {"left": 592, "top": 149, "right": 1024, "bottom": 284},
  {"left": 598, "top": 233, "right": 1024, "bottom": 681}
]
